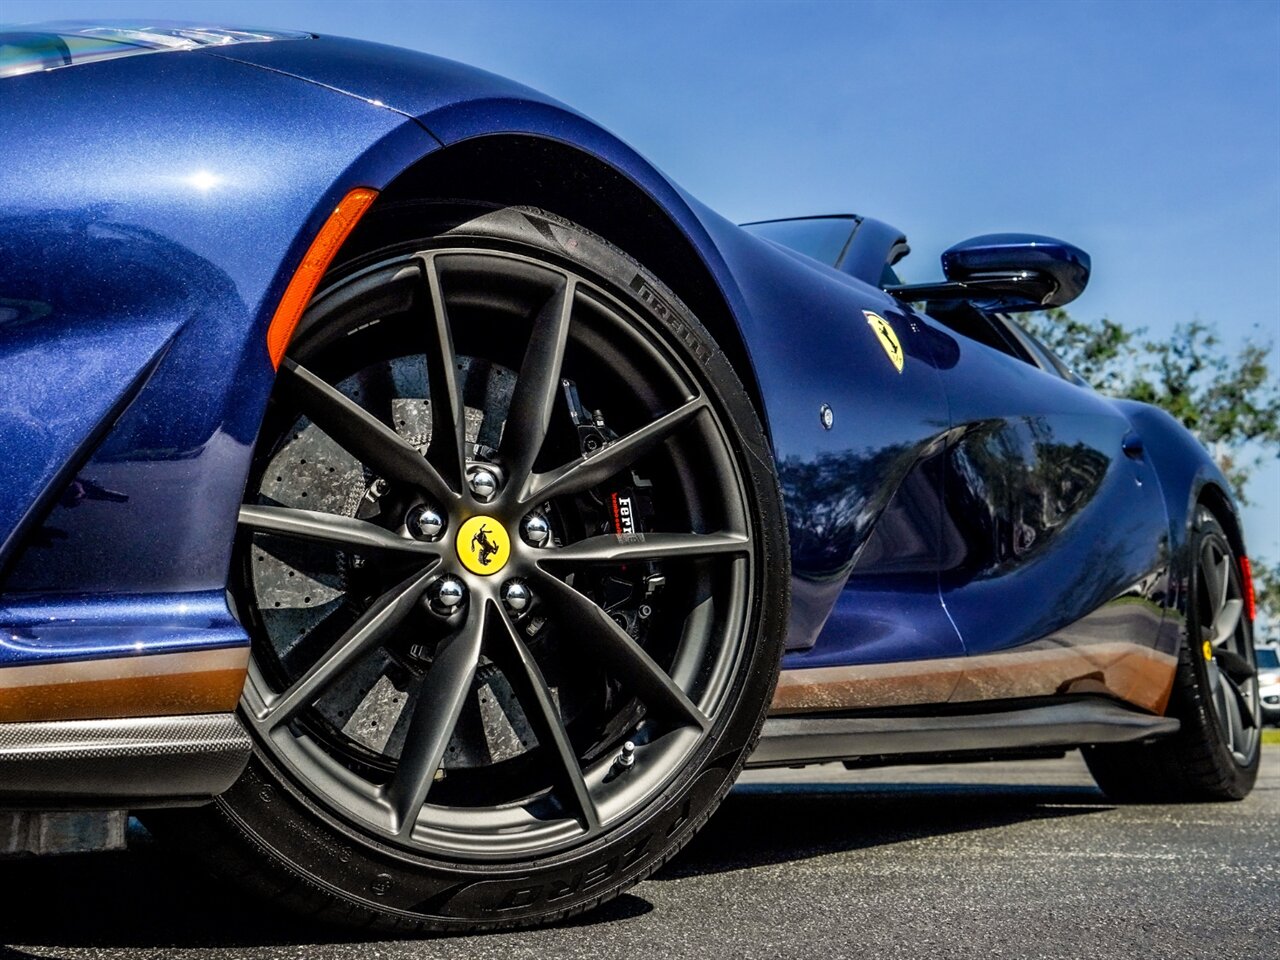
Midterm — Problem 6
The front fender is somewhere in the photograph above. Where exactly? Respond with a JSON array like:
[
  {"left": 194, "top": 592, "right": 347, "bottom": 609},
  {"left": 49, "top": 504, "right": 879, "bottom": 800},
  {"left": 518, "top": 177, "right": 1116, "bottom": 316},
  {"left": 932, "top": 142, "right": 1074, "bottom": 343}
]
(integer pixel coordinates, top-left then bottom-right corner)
[
  {"left": 0, "top": 46, "right": 435, "bottom": 672},
  {"left": 1112, "top": 399, "right": 1240, "bottom": 554},
  {"left": 1112, "top": 398, "right": 1244, "bottom": 645}
]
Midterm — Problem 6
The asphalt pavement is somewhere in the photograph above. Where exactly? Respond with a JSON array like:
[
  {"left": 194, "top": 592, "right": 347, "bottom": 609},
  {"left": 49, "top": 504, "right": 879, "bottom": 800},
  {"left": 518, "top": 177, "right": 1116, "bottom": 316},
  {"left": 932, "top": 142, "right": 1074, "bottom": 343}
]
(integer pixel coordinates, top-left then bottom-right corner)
[{"left": 3, "top": 747, "right": 1277, "bottom": 960}]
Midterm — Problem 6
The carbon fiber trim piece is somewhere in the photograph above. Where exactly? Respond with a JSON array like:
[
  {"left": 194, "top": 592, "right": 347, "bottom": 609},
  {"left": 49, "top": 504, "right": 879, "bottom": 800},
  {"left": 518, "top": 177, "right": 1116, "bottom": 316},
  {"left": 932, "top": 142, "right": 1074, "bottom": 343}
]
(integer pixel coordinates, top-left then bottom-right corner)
[
  {"left": 747, "top": 698, "right": 1181, "bottom": 768},
  {"left": 0, "top": 713, "right": 251, "bottom": 804}
]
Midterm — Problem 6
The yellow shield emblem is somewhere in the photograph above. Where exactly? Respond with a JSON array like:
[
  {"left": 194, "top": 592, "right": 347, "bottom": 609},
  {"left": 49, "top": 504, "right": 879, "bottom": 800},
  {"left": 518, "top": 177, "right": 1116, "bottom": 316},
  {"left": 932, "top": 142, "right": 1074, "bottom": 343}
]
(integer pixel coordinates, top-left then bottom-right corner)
[
  {"left": 863, "top": 311, "right": 904, "bottom": 373},
  {"left": 456, "top": 516, "right": 509, "bottom": 575}
]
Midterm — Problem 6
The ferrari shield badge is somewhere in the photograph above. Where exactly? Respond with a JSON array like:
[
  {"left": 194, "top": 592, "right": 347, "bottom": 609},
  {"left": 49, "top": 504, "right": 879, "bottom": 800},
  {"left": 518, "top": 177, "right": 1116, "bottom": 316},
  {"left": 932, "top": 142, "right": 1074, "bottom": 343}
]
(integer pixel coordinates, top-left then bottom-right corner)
[
  {"left": 457, "top": 516, "right": 509, "bottom": 575},
  {"left": 863, "top": 311, "right": 904, "bottom": 373}
]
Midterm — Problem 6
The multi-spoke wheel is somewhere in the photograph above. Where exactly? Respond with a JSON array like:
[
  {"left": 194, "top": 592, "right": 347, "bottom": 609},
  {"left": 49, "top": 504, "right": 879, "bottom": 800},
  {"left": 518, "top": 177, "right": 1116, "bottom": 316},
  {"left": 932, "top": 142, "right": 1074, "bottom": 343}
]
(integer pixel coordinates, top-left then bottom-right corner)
[
  {"left": 1084, "top": 507, "right": 1260, "bottom": 801},
  {"left": 158, "top": 204, "right": 788, "bottom": 931}
]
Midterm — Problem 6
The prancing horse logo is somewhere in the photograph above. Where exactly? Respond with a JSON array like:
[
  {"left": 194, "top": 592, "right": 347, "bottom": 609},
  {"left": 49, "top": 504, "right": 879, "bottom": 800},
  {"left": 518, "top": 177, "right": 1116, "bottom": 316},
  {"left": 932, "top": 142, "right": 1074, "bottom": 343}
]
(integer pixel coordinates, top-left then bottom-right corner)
[
  {"left": 456, "top": 515, "right": 510, "bottom": 575},
  {"left": 863, "top": 310, "right": 905, "bottom": 374},
  {"left": 470, "top": 523, "right": 500, "bottom": 567}
]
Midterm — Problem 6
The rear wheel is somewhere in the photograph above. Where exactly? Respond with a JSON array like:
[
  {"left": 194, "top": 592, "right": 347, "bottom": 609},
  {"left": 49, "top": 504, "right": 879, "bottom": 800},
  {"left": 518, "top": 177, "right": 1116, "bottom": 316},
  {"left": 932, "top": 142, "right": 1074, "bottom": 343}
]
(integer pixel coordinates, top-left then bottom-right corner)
[
  {"left": 152, "top": 204, "right": 788, "bottom": 932},
  {"left": 1084, "top": 507, "right": 1260, "bottom": 801}
]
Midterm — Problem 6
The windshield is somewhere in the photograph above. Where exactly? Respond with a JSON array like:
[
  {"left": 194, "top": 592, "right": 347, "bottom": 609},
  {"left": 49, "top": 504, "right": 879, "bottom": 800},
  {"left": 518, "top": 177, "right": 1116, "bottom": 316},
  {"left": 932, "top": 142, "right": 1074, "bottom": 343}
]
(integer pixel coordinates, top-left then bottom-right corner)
[
  {"left": 1256, "top": 648, "right": 1280, "bottom": 670},
  {"left": 740, "top": 216, "right": 856, "bottom": 268},
  {"left": 0, "top": 23, "right": 308, "bottom": 79}
]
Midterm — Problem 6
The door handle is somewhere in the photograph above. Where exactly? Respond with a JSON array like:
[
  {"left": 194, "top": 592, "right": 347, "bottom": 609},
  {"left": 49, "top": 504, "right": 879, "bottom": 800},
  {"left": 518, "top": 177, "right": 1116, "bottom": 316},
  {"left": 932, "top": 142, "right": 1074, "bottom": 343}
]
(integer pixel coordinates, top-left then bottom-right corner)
[{"left": 1121, "top": 431, "right": 1145, "bottom": 460}]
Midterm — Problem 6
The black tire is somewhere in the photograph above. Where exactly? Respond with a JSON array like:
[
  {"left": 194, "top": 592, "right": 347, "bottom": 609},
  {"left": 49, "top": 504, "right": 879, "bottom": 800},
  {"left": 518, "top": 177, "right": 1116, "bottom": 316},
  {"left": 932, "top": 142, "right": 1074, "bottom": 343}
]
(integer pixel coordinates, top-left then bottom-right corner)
[
  {"left": 1083, "top": 507, "right": 1260, "bottom": 802},
  {"left": 148, "top": 204, "right": 789, "bottom": 933}
]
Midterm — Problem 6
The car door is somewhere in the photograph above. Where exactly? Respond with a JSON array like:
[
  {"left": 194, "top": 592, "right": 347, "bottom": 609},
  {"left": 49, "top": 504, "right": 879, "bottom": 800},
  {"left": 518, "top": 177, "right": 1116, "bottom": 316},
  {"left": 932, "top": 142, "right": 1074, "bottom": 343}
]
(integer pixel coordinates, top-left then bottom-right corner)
[
  {"left": 922, "top": 305, "right": 1176, "bottom": 714},
  {"left": 733, "top": 215, "right": 967, "bottom": 715}
]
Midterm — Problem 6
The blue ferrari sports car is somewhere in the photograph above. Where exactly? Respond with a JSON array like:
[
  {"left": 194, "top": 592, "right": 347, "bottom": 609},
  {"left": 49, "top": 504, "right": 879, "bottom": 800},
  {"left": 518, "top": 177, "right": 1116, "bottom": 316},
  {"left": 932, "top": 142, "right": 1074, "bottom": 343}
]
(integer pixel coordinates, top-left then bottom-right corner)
[{"left": 0, "top": 23, "right": 1263, "bottom": 933}]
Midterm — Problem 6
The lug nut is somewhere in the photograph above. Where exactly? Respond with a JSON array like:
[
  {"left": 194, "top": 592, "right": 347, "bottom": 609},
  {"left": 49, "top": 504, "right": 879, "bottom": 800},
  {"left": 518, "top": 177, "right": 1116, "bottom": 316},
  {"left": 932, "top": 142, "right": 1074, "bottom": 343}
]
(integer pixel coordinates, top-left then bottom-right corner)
[
  {"left": 466, "top": 465, "right": 500, "bottom": 502},
  {"left": 501, "top": 579, "right": 532, "bottom": 613},
  {"left": 406, "top": 505, "right": 445, "bottom": 541},
  {"left": 522, "top": 513, "right": 551, "bottom": 547},
  {"left": 427, "top": 576, "right": 466, "bottom": 616}
]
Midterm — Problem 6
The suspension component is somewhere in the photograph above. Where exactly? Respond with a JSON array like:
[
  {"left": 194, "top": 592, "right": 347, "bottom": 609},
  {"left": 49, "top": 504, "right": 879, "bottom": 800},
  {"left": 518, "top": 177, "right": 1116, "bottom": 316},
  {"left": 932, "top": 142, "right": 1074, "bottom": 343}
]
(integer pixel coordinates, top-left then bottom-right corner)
[{"left": 561, "top": 378, "right": 616, "bottom": 456}]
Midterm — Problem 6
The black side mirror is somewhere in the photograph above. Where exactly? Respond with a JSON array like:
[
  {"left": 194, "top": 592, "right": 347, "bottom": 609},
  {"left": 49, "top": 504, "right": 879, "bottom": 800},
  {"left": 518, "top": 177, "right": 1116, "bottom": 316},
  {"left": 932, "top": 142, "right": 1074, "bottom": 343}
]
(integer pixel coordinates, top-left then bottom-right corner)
[{"left": 888, "top": 233, "right": 1090, "bottom": 312}]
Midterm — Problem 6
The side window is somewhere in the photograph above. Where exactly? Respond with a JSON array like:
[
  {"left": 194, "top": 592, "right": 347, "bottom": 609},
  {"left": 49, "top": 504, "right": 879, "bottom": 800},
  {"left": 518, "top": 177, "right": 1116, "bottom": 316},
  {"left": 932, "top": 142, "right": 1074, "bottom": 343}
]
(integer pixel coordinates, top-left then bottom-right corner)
[
  {"left": 1000, "top": 317, "right": 1085, "bottom": 384},
  {"left": 738, "top": 217, "right": 856, "bottom": 268}
]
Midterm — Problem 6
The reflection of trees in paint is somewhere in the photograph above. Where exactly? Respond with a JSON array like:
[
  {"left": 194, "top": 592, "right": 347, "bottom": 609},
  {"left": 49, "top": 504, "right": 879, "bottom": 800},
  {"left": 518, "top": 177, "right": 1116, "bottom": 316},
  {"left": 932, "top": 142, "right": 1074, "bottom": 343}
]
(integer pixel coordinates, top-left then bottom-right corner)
[
  {"left": 942, "top": 417, "right": 1112, "bottom": 578},
  {"left": 778, "top": 440, "right": 928, "bottom": 579}
]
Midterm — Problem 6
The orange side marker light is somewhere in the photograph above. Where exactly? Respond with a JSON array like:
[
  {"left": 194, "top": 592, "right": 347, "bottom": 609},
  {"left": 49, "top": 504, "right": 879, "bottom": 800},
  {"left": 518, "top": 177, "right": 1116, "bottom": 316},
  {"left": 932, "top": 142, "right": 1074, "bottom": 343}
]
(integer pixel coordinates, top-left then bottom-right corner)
[{"left": 266, "top": 187, "right": 379, "bottom": 368}]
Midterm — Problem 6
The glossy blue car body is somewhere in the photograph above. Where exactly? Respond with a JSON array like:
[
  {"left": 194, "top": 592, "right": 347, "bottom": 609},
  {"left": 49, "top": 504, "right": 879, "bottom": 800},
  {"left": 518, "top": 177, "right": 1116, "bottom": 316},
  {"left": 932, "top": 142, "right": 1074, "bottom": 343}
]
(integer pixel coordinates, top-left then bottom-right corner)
[{"left": 0, "top": 29, "right": 1246, "bottom": 743}]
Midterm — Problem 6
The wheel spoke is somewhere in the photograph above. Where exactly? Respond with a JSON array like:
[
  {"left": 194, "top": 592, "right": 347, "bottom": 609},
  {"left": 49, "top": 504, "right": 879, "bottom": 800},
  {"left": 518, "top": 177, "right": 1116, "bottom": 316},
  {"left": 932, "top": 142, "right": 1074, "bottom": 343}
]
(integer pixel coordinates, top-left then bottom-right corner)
[
  {"left": 256, "top": 565, "right": 438, "bottom": 729},
  {"left": 277, "top": 360, "right": 456, "bottom": 507},
  {"left": 1206, "top": 598, "right": 1244, "bottom": 648},
  {"left": 1201, "top": 546, "right": 1229, "bottom": 619},
  {"left": 1213, "top": 646, "right": 1256, "bottom": 682},
  {"left": 239, "top": 504, "right": 441, "bottom": 557},
  {"left": 531, "top": 570, "right": 708, "bottom": 730},
  {"left": 419, "top": 255, "right": 468, "bottom": 498},
  {"left": 386, "top": 604, "right": 486, "bottom": 835},
  {"left": 500, "top": 278, "right": 575, "bottom": 484},
  {"left": 1219, "top": 682, "right": 1237, "bottom": 754},
  {"left": 524, "top": 396, "right": 708, "bottom": 504},
  {"left": 489, "top": 601, "right": 599, "bottom": 833},
  {"left": 540, "top": 531, "right": 750, "bottom": 566},
  {"left": 1221, "top": 671, "right": 1258, "bottom": 732}
]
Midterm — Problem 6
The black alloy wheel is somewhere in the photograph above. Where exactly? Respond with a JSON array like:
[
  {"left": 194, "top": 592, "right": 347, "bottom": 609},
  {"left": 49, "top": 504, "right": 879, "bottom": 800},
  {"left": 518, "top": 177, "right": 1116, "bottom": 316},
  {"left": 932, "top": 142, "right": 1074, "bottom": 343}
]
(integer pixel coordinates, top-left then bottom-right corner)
[
  {"left": 153, "top": 204, "right": 789, "bottom": 932},
  {"left": 1084, "top": 507, "right": 1260, "bottom": 801},
  {"left": 1192, "top": 523, "right": 1260, "bottom": 764}
]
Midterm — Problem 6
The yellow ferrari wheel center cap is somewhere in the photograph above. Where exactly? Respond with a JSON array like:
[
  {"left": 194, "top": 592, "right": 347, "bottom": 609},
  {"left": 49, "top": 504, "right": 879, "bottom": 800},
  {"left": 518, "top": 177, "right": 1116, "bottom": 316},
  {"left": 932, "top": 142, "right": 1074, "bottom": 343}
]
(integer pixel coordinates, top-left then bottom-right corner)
[{"left": 456, "top": 516, "right": 509, "bottom": 575}]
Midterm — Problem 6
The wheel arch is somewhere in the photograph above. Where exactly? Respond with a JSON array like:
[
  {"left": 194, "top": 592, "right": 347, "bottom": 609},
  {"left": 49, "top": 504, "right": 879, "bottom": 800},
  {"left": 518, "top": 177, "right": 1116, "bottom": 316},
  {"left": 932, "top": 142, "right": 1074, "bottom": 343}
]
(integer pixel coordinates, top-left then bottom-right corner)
[
  {"left": 355, "top": 134, "right": 769, "bottom": 440},
  {"left": 1196, "top": 481, "right": 1247, "bottom": 560}
]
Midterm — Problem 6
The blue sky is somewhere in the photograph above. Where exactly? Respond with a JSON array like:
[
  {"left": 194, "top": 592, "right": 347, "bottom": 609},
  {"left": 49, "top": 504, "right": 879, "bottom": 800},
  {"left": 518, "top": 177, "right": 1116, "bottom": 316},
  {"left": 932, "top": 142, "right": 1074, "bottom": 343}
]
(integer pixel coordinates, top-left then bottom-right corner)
[{"left": 7, "top": 0, "right": 1279, "bottom": 558}]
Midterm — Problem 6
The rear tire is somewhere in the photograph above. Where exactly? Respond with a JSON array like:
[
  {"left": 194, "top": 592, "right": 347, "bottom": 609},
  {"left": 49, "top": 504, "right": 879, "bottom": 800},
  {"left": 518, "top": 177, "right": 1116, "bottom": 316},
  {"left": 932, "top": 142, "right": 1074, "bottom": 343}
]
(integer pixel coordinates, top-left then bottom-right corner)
[
  {"left": 148, "top": 204, "right": 789, "bottom": 933},
  {"left": 1084, "top": 507, "right": 1260, "bottom": 802}
]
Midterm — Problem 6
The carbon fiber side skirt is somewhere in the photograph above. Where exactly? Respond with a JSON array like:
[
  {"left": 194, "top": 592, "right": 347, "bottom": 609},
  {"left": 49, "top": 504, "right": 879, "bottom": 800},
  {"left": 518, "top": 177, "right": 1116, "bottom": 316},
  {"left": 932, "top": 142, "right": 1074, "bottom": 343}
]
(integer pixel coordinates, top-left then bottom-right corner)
[
  {"left": 0, "top": 713, "right": 251, "bottom": 806},
  {"left": 747, "top": 698, "right": 1180, "bottom": 769}
]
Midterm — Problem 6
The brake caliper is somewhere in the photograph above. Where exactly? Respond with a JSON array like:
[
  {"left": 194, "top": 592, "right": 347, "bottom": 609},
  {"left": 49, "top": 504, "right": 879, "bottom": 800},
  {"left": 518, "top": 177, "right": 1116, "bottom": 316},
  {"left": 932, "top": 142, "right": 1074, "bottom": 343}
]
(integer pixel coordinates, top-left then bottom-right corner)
[{"left": 559, "top": 379, "right": 664, "bottom": 640}]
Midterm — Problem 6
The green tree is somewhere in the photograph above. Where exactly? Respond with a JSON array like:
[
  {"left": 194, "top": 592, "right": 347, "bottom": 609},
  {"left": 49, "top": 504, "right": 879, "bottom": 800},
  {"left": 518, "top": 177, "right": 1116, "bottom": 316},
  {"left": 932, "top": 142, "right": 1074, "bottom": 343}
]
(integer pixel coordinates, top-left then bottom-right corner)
[
  {"left": 1025, "top": 308, "right": 1136, "bottom": 395},
  {"left": 1026, "top": 311, "right": 1280, "bottom": 503},
  {"left": 1022, "top": 309, "right": 1280, "bottom": 631}
]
